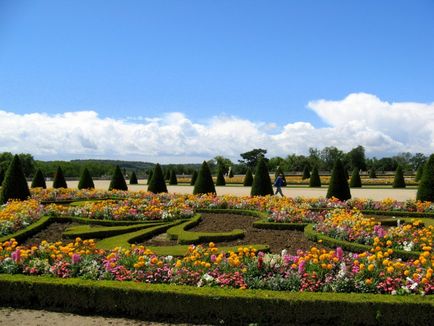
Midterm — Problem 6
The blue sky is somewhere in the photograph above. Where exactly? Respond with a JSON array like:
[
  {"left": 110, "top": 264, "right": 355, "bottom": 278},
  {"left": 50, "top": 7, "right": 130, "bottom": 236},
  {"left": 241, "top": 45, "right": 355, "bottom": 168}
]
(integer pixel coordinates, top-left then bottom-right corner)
[{"left": 1, "top": 1, "right": 434, "bottom": 162}]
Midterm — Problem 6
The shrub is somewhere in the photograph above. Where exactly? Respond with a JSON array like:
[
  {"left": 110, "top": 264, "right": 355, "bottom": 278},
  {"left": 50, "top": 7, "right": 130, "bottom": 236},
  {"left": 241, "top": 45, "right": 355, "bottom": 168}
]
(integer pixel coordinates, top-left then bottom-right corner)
[
  {"left": 309, "top": 166, "right": 321, "bottom": 188},
  {"left": 148, "top": 164, "right": 167, "bottom": 194},
  {"left": 417, "top": 155, "right": 434, "bottom": 200},
  {"left": 169, "top": 170, "right": 178, "bottom": 185},
  {"left": 53, "top": 166, "right": 68, "bottom": 189},
  {"left": 243, "top": 168, "right": 253, "bottom": 186},
  {"left": 251, "top": 157, "right": 273, "bottom": 196},
  {"left": 193, "top": 161, "right": 216, "bottom": 195},
  {"left": 165, "top": 169, "right": 171, "bottom": 181},
  {"left": 129, "top": 171, "right": 138, "bottom": 185},
  {"left": 228, "top": 168, "right": 234, "bottom": 178},
  {"left": 415, "top": 165, "right": 424, "bottom": 182},
  {"left": 0, "top": 168, "right": 4, "bottom": 186},
  {"left": 0, "top": 155, "right": 31, "bottom": 204},
  {"left": 326, "top": 159, "right": 351, "bottom": 200},
  {"left": 190, "top": 170, "right": 198, "bottom": 186},
  {"left": 369, "top": 168, "right": 377, "bottom": 178},
  {"left": 109, "top": 165, "right": 128, "bottom": 191},
  {"left": 302, "top": 165, "right": 310, "bottom": 180},
  {"left": 31, "top": 169, "right": 47, "bottom": 189},
  {"left": 78, "top": 168, "right": 95, "bottom": 190},
  {"left": 393, "top": 166, "right": 406, "bottom": 188},
  {"left": 147, "top": 170, "right": 153, "bottom": 185},
  {"left": 274, "top": 166, "right": 287, "bottom": 186},
  {"left": 349, "top": 168, "right": 362, "bottom": 188},
  {"left": 216, "top": 167, "right": 226, "bottom": 186}
]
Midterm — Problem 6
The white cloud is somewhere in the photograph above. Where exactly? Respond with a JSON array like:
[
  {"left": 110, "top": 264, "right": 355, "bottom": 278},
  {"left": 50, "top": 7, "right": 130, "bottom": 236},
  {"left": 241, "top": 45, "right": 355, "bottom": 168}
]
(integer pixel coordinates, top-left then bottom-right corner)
[{"left": 1, "top": 92, "right": 434, "bottom": 162}]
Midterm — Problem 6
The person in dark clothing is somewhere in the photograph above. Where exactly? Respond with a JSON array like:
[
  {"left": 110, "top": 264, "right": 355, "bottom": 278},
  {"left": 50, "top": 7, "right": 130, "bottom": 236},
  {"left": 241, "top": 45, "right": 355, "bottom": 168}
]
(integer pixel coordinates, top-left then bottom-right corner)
[{"left": 274, "top": 174, "right": 285, "bottom": 197}]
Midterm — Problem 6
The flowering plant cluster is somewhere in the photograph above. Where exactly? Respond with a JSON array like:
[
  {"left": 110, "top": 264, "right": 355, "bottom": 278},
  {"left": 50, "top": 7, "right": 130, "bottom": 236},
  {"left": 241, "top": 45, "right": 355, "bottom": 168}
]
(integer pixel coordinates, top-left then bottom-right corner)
[{"left": 0, "top": 200, "right": 46, "bottom": 236}]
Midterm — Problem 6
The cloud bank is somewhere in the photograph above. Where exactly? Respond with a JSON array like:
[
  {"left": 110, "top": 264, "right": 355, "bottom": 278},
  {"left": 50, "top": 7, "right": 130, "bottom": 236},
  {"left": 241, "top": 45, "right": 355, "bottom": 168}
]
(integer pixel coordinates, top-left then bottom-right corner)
[{"left": 1, "top": 93, "right": 434, "bottom": 162}]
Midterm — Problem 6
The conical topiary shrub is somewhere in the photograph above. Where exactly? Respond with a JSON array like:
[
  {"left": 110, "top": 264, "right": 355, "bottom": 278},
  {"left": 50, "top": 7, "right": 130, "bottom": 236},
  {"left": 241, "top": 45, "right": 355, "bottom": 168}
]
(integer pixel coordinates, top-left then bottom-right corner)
[
  {"left": 275, "top": 166, "right": 287, "bottom": 186},
  {"left": 369, "top": 168, "right": 377, "bottom": 178},
  {"left": 309, "top": 166, "right": 321, "bottom": 187},
  {"left": 53, "top": 166, "right": 68, "bottom": 189},
  {"left": 165, "top": 169, "right": 171, "bottom": 181},
  {"left": 148, "top": 164, "right": 167, "bottom": 194},
  {"left": 129, "top": 171, "right": 138, "bottom": 185},
  {"left": 169, "top": 170, "right": 178, "bottom": 185},
  {"left": 302, "top": 165, "right": 310, "bottom": 180},
  {"left": 228, "top": 168, "right": 234, "bottom": 178},
  {"left": 0, "top": 155, "right": 31, "bottom": 204},
  {"left": 193, "top": 161, "right": 216, "bottom": 195},
  {"left": 350, "top": 168, "right": 362, "bottom": 188},
  {"left": 393, "top": 166, "right": 406, "bottom": 188},
  {"left": 243, "top": 168, "right": 253, "bottom": 186},
  {"left": 190, "top": 170, "right": 198, "bottom": 186},
  {"left": 147, "top": 170, "right": 153, "bottom": 185},
  {"left": 344, "top": 169, "right": 349, "bottom": 180},
  {"left": 326, "top": 159, "right": 351, "bottom": 200},
  {"left": 78, "top": 168, "right": 95, "bottom": 190},
  {"left": 31, "top": 169, "right": 47, "bottom": 189},
  {"left": 0, "top": 168, "right": 4, "bottom": 186},
  {"left": 109, "top": 165, "right": 128, "bottom": 191},
  {"left": 251, "top": 157, "right": 273, "bottom": 196},
  {"left": 415, "top": 165, "right": 424, "bottom": 182},
  {"left": 216, "top": 166, "right": 226, "bottom": 186},
  {"left": 417, "top": 154, "right": 434, "bottom": 201}
]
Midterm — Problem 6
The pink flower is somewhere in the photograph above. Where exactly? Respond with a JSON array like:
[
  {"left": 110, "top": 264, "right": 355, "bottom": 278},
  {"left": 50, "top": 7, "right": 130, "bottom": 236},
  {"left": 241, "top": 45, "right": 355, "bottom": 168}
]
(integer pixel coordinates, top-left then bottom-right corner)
[
  {"left": 298, "top": 260, "right": 305, "bottom": 274},
  {"left": 11, "top": 249, "right": 21, "bottom": 263},
  {"left": 71, "top": 253, "right": 81, "bottom": 264},
  {"left": 336, "top": 247, "right": 344, "bottom": 261},
  {"left": 210, "top": 254, "right": 216, "bottom": 263}
]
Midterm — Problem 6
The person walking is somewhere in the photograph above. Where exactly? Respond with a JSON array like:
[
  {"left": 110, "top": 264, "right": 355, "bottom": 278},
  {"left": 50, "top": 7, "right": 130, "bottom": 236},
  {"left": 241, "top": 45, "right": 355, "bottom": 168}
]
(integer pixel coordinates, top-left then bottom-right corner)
[{"left": 274, "top": 174, "right": 285, "bottom": 197}]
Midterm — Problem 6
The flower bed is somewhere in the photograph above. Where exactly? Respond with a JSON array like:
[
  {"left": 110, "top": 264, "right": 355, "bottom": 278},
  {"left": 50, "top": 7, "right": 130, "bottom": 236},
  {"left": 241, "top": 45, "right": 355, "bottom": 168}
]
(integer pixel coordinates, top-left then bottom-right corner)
[{"left": 0, "top": 200, "right": 46, "bottom": 236}]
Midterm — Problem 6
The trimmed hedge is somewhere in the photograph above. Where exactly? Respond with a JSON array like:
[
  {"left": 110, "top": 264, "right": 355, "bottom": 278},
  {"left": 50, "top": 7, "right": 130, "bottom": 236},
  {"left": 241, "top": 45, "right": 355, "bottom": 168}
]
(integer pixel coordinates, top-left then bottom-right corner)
[
  {"left": 31, "top": 169, "right": 47, "bottom": 189},
  {"left": 0, "top": 155, "right": 31, "bottom": 204},
  {"left": 250, "top": 157, "right": 273, "bottom": 196},
  {"left": 63, "top": 223, "right": 164, "bottom": 239},
  {"left": 78, "top": 168, "right": 95, "bottom": 190},
  {"left": 147, "top": 163, "right": 167, "bottom": 194},
  {"left": 108, "top": 165, "right": 128, "bottom": 191},
  {"left": 243, "top": 168, "right": 253, "bottom": 186},
  {"left": 193, "top": 161, "right": 216, "bottom": 195},
  {"left": 53, "top": 166, "right": 68, "bottom": 189},
  {"left": 0, "top": 275, "right": 433, "bottom": 325}
]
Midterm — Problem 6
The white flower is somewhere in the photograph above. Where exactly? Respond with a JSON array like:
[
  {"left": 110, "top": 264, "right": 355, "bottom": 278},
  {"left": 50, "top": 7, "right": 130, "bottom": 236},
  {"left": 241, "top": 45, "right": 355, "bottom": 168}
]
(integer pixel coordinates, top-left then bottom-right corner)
[{"left": 281, "top": 249, "right": 288, "bottom": 257}]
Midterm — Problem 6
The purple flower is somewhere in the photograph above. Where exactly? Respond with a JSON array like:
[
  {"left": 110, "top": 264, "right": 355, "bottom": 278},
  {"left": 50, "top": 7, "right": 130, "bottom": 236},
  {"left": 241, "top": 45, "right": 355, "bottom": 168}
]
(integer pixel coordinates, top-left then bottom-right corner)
[
  {"left": 336, "top": 247, "right": 344, "bottom": 261},
  {"left": 71, "top": 253, "right": 81, "bottom": 264},
  {"left": 11, "top": 249, "right": 21, "bottom": 263}
]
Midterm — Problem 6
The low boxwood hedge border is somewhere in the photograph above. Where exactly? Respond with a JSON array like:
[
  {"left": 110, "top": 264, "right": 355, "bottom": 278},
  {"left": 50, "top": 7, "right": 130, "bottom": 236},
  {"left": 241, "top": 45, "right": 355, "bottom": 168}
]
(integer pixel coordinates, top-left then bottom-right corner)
[{"left": 0, "top": 275, "right": 433, "bottom": 325}]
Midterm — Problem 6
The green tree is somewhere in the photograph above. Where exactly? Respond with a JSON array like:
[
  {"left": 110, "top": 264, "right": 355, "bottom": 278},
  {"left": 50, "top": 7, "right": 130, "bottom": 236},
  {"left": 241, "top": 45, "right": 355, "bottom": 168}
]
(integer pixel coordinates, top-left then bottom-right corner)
[
  {"left": 309, "top": 166, "right": 321, "bottom": 188},
  {"left": 190, "top": 170, "right": 198, "bottom": 186},
  {"left": 214, "top": 156, "right": 233, "bottom": 175},
  {"left": 53, "top": 166, "right": 68, "bottom": 189},
  {"left": 392, "top": 166, "right": 406, "bottom": 188},
  {"left": 31, "top": 169, "right": 47, "bottom": 189},
  {"left": 415, "top": 164, "right": 424, "bottom": 182},
  {"left": 251, "top": 157, "right": 273, "bottom": 196},
  {"left": 349, "top": 168, "right": 362, "bottom": 188},
  {"left": 228, "top": 167, "right": 234, "bottom": 178},
  {"left": 108, "top": 165, "right": 128, "bottom": 191},
  {"left": 239, "top": 148, "right": 268, "bottom": 168},
  {"left": 169, "top": 170, "right": 178, "bottom": 185},
  {"left": 243, "top": 168, "right": 253, "bottom": 186},
  {"left": 148, "top": 164, "right": 168, "bottom": 194},
  {"left": 193, "top": 161, "right": 216, "bottom": 195},
  {"left": 417, "top": 154, "right": 434, "bottom": 201},
  {"left": 78, "top": 168, "right": 95, "bottom": 190},
  {"left": 147, "top": 170, "right": 153, "bottom": 185},
  {"left": 326, "top": 159, "right": 351, "bottom": 200},
  {"left": 348, "top": 145, "right": 367, "bottom": 170},
  {"left": 129, "top": 171, "right": 138, "bottom": 185},
  {"left": 0, "top": 155, "right": 31, "bottom": 204},
  {"left": 216, "top": 166, "right": 226, "bottom": 186},
  {"left": 302, "top": 165, "right": 311, "bottom": 180}
]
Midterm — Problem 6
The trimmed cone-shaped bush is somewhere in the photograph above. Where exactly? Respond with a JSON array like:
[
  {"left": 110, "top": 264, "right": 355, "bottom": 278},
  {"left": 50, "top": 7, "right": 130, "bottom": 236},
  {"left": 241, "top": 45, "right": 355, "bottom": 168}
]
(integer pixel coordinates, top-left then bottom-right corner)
[
  {"left": 31, "top": 169, "right": 47, "bottom": 189},
  {"left": 228, "top": 168, "right": 234, "bottom": 178},
  {"left": 190, "top": 170, "right": 198, "bottom": 186},
  {"left": 251, "top": 157, "right": 273, "bottom": 196},
  {"left": 417, "top": 154, "right": 434, "bottom": 201},
  {"left": 0, "top": 155, "right": 31, "bottom": 204},
  {"left": 274, "top": 166, "right": 287, "bottom": 186},
  {"left": 216, "top": 167, "right": 226, "bottom": 186},
  {"left": 0, "top": 168, "right": 4, "bottom": 186},
  {"left": 165, "top": 169, "right": 171, "bottom": 181},
  {"left": 109, "top": 165, "right": 128, "bottom": 191},
  {"left": 148, "top": 164, "right": 167, "bottom": 194},
  {"left": 350, "top": 168, "right": 362, "bottom": 188},
  {"left": 309, "top": 166, "right": 321, "bottom": 188},
  {"left": 53, "top": 166, "right": 68, "bottom": 189},
  {"left": 129, "top": 171, "right": 138, "bottom": 185},
  {"left": 369, "top": 168, "right": 377, "bottom": 178},
  {"left": 193, "top": 161, "right": 216, "bottom": 195},
  {"left": 169, "top": 170, "right": 178, "bottom": 185},
  {"left": 344, "top": 169, "right": 349, "bottom": 180},
  {"left": 415, "top": 165, "right": 424, "bottom": 182},
  {"left": 302, "top": 166, "right": 310, "bottom": 180},
  {"left": 326, "top": 159, "right": 351, "bottom": 200},
  {"left": 147, "top": 170, "right": 153, "bottom": 185},
  {"left": 393, "top": 166, "right": 406, "bottom": 188},
  {"left": 78, "top": 168, "right": 95, "bottom": 190},
  {"left": 243, "top": 168, "right": 253, "bottom": 186}
]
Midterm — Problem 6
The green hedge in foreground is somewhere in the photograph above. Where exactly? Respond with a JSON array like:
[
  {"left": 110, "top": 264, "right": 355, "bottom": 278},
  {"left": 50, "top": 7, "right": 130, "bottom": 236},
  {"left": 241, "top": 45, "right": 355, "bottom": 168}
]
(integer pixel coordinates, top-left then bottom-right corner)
[{"left": 0, "top": 275, "right": 433, "bottom": 325}]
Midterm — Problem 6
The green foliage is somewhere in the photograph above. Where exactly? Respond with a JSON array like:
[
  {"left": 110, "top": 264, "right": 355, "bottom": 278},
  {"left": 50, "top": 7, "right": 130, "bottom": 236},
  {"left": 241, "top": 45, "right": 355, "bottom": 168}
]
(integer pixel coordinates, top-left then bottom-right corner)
[
  {"left": 309, "top": 166, "right": 321, "bottom": 187},
  {"left": 31, "top": 169, "right": 47, "bottom": 189},
  {"left": 302, "top": 165, "right": 310, "bottom": 180},
  {"left": 393, "top": 166, "right": 406, "bottom": 188},
  {"left": 147, "top": 170, "right": 153, "bottom": 185},
  {"left": 190, "top": 170, "right": 198, "bottom": 186},
  {"left": 0, "top": 155, "right": 31, "bottom": 204},
  {"left": 251, "top": 157, "right": 273, "bottom": 196},
  {"left": 215, "top": 166, "right": 226, "bottom": 186},
  {"left": 415, "top": 164, "right": 424, "bottom": 182},
  {"left": 147, "top": 164, "right": 167, "bottom": 194},
  {"left": 239, "top": 148, "right": 267, "bottom": 168},
  {"left": 169, "top": 170, "right": 178, "bottom": 185},
  {"left": 417, "top": 155, "right": 434, "bottom": 201},
  {"left": 78, "top": 168, "right": 95, "bottom": 190},
  {"left": 0, "top": 168, "right": 4, "bottom": 186},
  {"left": 108, "top": 165, "right": 128, "bottom": 191},
  {"left": 348, "top": 145, "right": 367, "bottom": 170},
  {"left": 165, "top": 169, "right": 171, "bottom": 181},
  {"left": 53, "top": 166, "right": 68, "bottom": 189},
  {"left": 326, "top": 159, "right": 351, "bottom": 200},
  {"left": 349, "top": 168, "right": 362, "bottom": 188},
  {"left": 193, "top": 161, "right": 216, "bottom": 195},
  {"left": 243, "top": 168, "right": 253, "bottom": 186},
  {"left": 129, "top": 171, "right": 138, "bottom": 185},
  {"left": 228, "top": 167, "right": 234, "bottom": 178},
  {"left": 369, "top": 168, "right": 377, "bottom": 178},
  {"left": 0, "top": 152, "right": 35, "bottom": 177}
]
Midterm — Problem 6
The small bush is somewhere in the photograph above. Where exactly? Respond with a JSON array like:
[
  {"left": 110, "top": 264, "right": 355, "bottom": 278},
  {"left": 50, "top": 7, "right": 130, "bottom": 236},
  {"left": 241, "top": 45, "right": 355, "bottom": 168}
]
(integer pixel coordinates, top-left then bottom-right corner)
[
  {"left": 169, "top": 170, "right": 178, "bottom": 185},
  {"left": 129, "top": 171, "right": 138, "bottom": 185},
  {"left": 193, "top": 161, "right": 216, "bottom": 195},
  {"left": 0, "top": 155, "right": 31, "bottom": 204},
  {"left": 147, "top": 170, "right": 153, "bottom": 185},
  {"left": 417, "top": 155, "right": 434, "bottom": 201},
  {"left": 31, "top": 169, "right": 47, "bottom": 189},
  {"left": 165, "top": 169, "right": 171, "bottom": 181},
  {"left": 326, "top": 159, "right": 351, "bottom": 200},
  {"left": 108, "top": 165, "right": 128, "bottom": 191},
  {"left": 190, "top": 170, "right": 198, "bottom": 186},
  {"left": 148, "top": 164, "right": 167, "bottom": 194},
  {"left": 302, "top": 165, "right": 310, "bottom": 180},
  {"left": 251, "top": 157, "right": 273, "bottom": 196},
  {"left": 0, "top": 168, "right": 4, "bottom": 186},
  {"left": 415, "top": 165, "right": 424, "bottom": 182},
  {"left": 349, "top": 168, "right": 362, "bottom": 188},
  {"left": 369, "top": 168, "right": 377, "bottom": 178},
  {"left": 53, "top": 166, "right": 68, "bottom": 189},
  {"left": 78, "top": 168, "right": 95, "bottom": 190},
  {"left": 215, "top": 167, "right": 226, "bottom": 186},
  {"left": 393, "top": 166, "right": 406, "bottom": 188},
  {"left": 243, "top": 168, "right": 253, "bottom": 186},
  {"left": 309, "top": 166, "right": 321, "bottom": 188}
]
